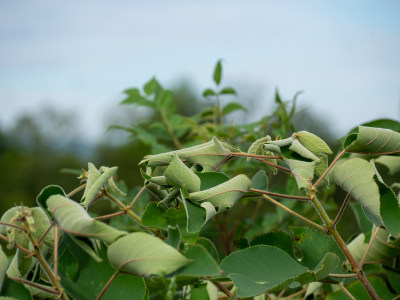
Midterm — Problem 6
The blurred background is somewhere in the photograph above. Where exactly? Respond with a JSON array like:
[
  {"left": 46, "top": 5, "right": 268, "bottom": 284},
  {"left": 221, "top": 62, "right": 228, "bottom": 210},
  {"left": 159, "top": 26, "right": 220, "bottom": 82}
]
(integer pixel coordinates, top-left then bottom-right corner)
[{"left": 0, "top": 0, "right": 399, "bottom": 213}]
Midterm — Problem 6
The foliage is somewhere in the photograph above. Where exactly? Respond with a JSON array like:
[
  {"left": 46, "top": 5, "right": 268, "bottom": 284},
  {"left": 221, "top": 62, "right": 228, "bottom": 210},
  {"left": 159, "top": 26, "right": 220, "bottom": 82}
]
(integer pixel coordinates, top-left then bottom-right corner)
[{"left": 0, "top": 61, "right": 399, "bottom": 300}]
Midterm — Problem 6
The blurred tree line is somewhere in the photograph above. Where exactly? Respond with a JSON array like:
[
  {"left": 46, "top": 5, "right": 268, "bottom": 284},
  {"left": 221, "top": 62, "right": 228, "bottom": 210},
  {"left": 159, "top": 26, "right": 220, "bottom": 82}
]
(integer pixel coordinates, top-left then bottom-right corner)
[{"left": 0, "top": 80, "right": 337, "bottom": 216}]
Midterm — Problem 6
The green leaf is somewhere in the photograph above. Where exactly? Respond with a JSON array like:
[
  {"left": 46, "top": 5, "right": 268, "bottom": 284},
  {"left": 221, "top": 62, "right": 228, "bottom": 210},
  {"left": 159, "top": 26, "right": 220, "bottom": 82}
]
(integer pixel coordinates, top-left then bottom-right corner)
[
  {"left": 291, "top": 227, "right": 344, "bottom": 270},
  {"left": 294, "top": 131, "right": 332, "bottom": 155},
  {"left": 344, "top": 126, "right": 400, "bottom": 155},
  {"left": 47, "top": 195, "right": 126, "bottom": 244},
  {"left": 165, "top": 226, "right": 181, "bottom": 249},
  {"left": 58, "top": 238, "right": 147, "bottom": 300},
  {"left": 155, "top": 90, "right": 175, "bottom": 115},
  {"left": 350, "top": 203, "right": 373, "bottom": 234},
  {"left": 247, "top": 136, "right": 272, "bottom": 162},
  {"left": 221, "top": 102, "right": 247, "bottom": 115},
  {"left": 202, "top": 88, "right": 216, "bottom": 97},
  {"left": 82, "top": 163, "right": 118, "bottom": 207},
  {"left": 178, "top": 245, "right": 220, "bottom": 277},
  {"left": 286, "top": 159, "right": 315, "bottom": 189},
  {"left": 220, "top": 87, "right": 237, "bottom": 95},
  {"left": 141, "top": 137, "right": 235, "bottom": 172},
  {"left": 122, "top": 88, "right": 155, "bottom": 108},
  {"left": 213, "top": 60, "right": 222, "bottom": 85},
  {"left": 332, "top": 158, "right": 383, "bottom": 226},
  {"left": 107, "top": 232, "right": 191, "bottom": 277},
  {"left": 250, "top": 231, "right": 294, "bottom": 258},
  {"left": 288, "top": 139, "right": 320, "bottom": 162},
  {"left": 36, "top": 185, "right": 66, "bottom": 218},
  {"left": 196, "top": 238, "right": 219, "bottom": 262},
  {"left": 327, "top": 276, "right": 395, "bottom": 300},
  {"left": 348, "top": 228, "right": 400, "bottom": 263},
  {"left": 0, "top": 245, "right": 8, "bottom": 290},
  {"left": 220, "top": 245, "right": 309, "bottom": 297},
  {"left": 143, "top": 77, "right": 162, "bottom": 95},
  {"left": 377, "top": 179, "right": 400, "bottom": 237},
  {"left": 251, "top": 171, "right": 268, "bottom": 191},
  {"left": 164, "top": 154, "right": 201, "bottom": 192},
  {"left": 182, "top": 199, "right": 211, "bottom": 233},
  {"left": 195, "top": 172, "right": 230, "bottom": 190},
  {"left": 188, "top": 174, "right": 252, "bottom": 212},
  {"left": 0, "top": 278, "right": 31, "bottom": 300},
  {"left": 375, "top": 155, "right": 400, "bottom": 175},
  {"left": 314, "top": 253, "right": 340, "bottom": 280},
  {"left": 58, "top": 246, "right": 79, "bottom": 281},
  {"left": 314, "top": 154, "right": 329, "bottom": 185}
]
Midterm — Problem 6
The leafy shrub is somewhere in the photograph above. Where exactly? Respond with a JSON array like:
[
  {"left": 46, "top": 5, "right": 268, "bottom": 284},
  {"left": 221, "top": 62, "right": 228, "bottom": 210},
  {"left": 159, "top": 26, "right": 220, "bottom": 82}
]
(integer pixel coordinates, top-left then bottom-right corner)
[{"left": 1, "top": 61, "right": 399, "bottom": 300}]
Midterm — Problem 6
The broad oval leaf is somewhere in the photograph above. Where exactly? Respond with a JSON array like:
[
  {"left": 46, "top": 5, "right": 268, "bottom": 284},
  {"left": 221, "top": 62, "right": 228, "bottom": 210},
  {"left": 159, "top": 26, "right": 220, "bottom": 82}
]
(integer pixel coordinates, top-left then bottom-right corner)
[
  {"left": 375, "top": 155, "right": 400, "bottom": 175},
  {"left": 220, "top": 245, "right": 309, "bottom": 297},
  {"left": 344, "top": 126, "right": 400, "bottom": 155},
  {"left": 107, "top": 232, "right": 190, "bottom": 277},
  {"left": 47, "top": 195, "right": 126, "bottom": 244},
  {"left": 293, "top": 131, "right": 332, "bottom": 155},
  {"left": 164, "top": 154, "right": 200, "bottom": 192},
  {"left": 188, "top": 174, "right": 252, "bottom": 212},
  {"left": 332, "top": 158, "right": 383, "bottom": 226},
  {"left": 82, "top": 163, "right": 118, "bottom": 207},
  {"left": 286, "top": 159, "right": 315, "bottom": 189}
]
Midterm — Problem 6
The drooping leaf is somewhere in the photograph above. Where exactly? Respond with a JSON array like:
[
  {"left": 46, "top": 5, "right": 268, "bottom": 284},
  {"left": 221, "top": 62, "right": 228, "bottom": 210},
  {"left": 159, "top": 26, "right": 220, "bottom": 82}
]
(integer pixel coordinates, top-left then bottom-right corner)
[
  {"left": 82, "top": 163, "right": 118, "bottom": 207},
  {"left": 220, "top": 87, "right": 237, "bottom": 95},
  {"left": 141, "top": 137, "right": 236, "bottom": 172},
  {"left": 0, "top": 245, "right": 8, "bottom": 290},
  {"left": 332, "top": 158, "right": 383, "bottom": 226},
  {"left": 195, "top": 172, "right": 230, "bottom": 190},
  {"left": 247, "top": 136, "right": 271, "bottom": 162},
  {"left": 221, "top": 102, "right": 247, "bottom": 115},
  {"left": 178, "top": 245, "right": 220, "bottom": 277},
  {"left": 294, "top": 131, "right": 332, "bottom": 155},
  {"left": 202, "top": 88, "right": 216, "bottom": 97},
  {"left": 375, "top": 155, "right": 400, "bottom": 175},
  {"left": 182, "top": 199, "right": 212, "bottom": 233},
  {"left": 291, "top": 227, "right": 344, "bottom": 270},
  {"left": 251, "top": 171, "right": 269, "bottom": 191},
  {"left": 107, "top": 232, "right": 191, "bottom": 277},
  {"left": 286, "top": 159, "right": 315, "bottom": 189},
  {"left": 196, "top": 237, "right": 219, "bottom": 262},
  {"left": 164, "top": 154, "right": 200, "bottom": 192},
  {"left": 344, "top": 126, "right": 400, "bottom": 155},
  {"left": 213, "top": 60, "right": 222, "bottom": 85},
  {"left": 47, "top": 195, "right": 126, "bottom": 244},
  {"left": 122, "top": 88, "right": 156, "bottom": 108},
  {"left": 188, "top": 174, "right": 252, "bottom": 212},
  {"left": 377, "top": 179, "right": 400, "bottom": 237},
  {"left": 220, "top": 245, "right": 309, "bottom": 297}
]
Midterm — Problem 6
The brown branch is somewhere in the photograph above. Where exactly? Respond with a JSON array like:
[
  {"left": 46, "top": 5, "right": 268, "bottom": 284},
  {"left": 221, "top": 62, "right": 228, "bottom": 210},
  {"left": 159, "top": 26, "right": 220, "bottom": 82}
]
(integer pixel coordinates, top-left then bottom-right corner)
[
  {"left": 338, "top": 282, "right": 356, "bottom": 300},
  {"left": 67, "top": 183, "right": 87, "bottom": 198},
  {"left": 230, "top": 152, "right": 281, "bottom": 160},
  {"left": 282, "top": 287, "right": 307, "bottom": 300},
  {"left": 94, "top": 211, "right": 126, "bottom": 221},
  {"left": 213, "top": 281, "right": 233, "bottom": 298},
  {"left": 128, "top": 186, "right": 146, "bottom": 208},
  {"left": 314, "top": 150, "right": 345, "bottom": 188},
  {"left": 0, "top": 233, "right": 31, "bottom": 255},
  {"left": 9, "top": 277, "right": 59, "bottom": 295},
  {"left": 54, "top": 226, "right": 59, "bottom": 277},
  {"left": 37, "top": 220, "right": 56, "bottom": 246},
  {"left": 96, "top": 271, "right": 120, "bottom": 300},
  {"left": 0, "top": 221, "right": 27, "bottom": 232},
  {"left": 255, "top": 158, "right": 292, "bottom": 173},
  {"left": 332, "top": 193, "right": 351, "bottom": 228},
  {"left": 360, "top": 226, "right": 381, "bottom": 267},
  {"left": 250, "top": 188, "right": 311, "bottom": 201}
]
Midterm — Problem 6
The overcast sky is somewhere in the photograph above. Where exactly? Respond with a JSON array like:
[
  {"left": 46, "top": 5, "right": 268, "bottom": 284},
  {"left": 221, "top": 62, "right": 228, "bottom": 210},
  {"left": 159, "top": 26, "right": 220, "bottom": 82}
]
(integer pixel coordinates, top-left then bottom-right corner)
[{"left": 1, "top": 0, "right": 399, "bottom": 141}]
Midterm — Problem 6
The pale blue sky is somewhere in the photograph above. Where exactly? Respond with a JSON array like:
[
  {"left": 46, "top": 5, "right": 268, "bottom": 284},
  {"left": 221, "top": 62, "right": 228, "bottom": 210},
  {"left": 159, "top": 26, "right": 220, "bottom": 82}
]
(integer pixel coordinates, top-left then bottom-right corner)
[{"left": 1, "top": 0, "right": 399, "bottom": 141}]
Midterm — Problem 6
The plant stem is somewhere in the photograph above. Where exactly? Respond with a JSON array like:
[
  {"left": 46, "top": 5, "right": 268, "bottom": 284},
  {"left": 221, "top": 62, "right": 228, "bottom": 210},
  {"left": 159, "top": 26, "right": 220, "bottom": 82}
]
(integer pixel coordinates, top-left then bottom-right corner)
[
  {"left": 54, "top": 225, "right": 59, "bottom": 277},
  {"left": 282, "top": 287, "right": 307, "bottom": 300},
  {"left": 310, "top": 194, "right": 379, "bottom": 300},
  {"left": 67, "top": 183, "right": 87, "bottom": 198},
  {"left": 97, "top": 270, "right": 120, "bottom": 300},
  {"left": 9, "top": 277, "right": 60, "bottom": 295},
  {"left": 128, "top": 186, "right": 146, "bottom": 208},
  {"left": 213, "top": 280, "right": 233, "bottom": 298},
  {"left": 37, "top": 220, "right": 56, "bottom": 246},
  {"left": 255, "top": 158, "right": 292, "bottom": 173},
  {"left": 0, "top": 233, "right": 31, "bottom": 255},
  {"left": 160, "top": 110, "right": 182, "bottom": 149},
  {"left": 338, "top": 283, "right": 356, "bottom": 300},
  {"left": 332, "top": 193, "right": 351, "bottom": 228},
  {"left": 231, "top": 152, "right": 281, "bottom": 160},
  {"left": 250, "top": 188, "right": 310, "bottom": 201},
  {"left": 360, "top": 226, "right": 381, "bottom": 267},
  {"left": 0, "top": 221, "right": 27, "bottom": 232},
  {"left": 328, "top": 273, "right": 358, "bottom": 278},
  {"left": 94, "top": 210, "right": 126, "bottom": 221},
  {"left": 314, "top": 150, "right": 345, "bottom": 188},
  {"left": 261, "top": 194, "right": 326, "bottom": 232}
]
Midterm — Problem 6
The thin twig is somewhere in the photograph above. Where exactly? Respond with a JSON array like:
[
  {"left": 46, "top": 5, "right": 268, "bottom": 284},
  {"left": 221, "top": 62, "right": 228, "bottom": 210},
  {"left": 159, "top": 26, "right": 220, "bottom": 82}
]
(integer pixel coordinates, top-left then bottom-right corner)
[
  {"left": 255, "top": 158, "right": 292, "bottom": 173},
  {"left": 261, "top": 194, "right": 327, "bottom": 232},
  {"left": 128, "top": 186, "right": 146, "bottom": 208},
  {"left": 328, "top": 273, "right": 358, "bottom": 278},
  {"left": 37, "top": 220, "right": 56, "bottom": 246},
  {"left": 67, "top": 183, "right": 87, "bottom": 198},
  {"left": 213, "top": 281, "right": 233, "bottom": 298},
  {"left": 282, "top": 287, "right": 307, "bottom": 300},
  {"left": 314, "top": 150, "right": 345, "bottom": 188},
  {"left": 9, "top": 277, "right": 59, "bottom": 295},
  {"left": 0, "top": 233, "right": 31, "bottom": 255},
  {"left": 230, "top": 152, "right": 281, "bottom": 160},
  {"left": 277, "top": 288, "right": 286, "bottom": 298},
  {"left": 0, "top": 221, "right": 27, "bottom": 232},
  {"left": 250, "top": 188, "right": 311, "bottom": 201},
  {"left": 338, "top": 282, "right": 356, "bottom": 300},
  {"left": 360, "top": 226, "right": 381, "bottom": 267},
  {"left": 94, "top": 211, "right": 126, "bottom": 221},
  {"left": 54, "top": 226, "right": 59, "bottom": 277},
  {"left": 332, "top": 193, "right": 351, "bottom": 228},
  {"left": 96, "top": 270, "right": 120, "bottom": 300}
]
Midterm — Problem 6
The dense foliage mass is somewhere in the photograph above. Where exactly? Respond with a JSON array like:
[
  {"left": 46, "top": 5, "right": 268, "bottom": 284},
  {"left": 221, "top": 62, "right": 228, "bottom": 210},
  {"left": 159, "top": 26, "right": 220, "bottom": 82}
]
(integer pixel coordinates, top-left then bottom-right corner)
[{"left": 1, "top": 61, "right": 399, "bottom": 299}]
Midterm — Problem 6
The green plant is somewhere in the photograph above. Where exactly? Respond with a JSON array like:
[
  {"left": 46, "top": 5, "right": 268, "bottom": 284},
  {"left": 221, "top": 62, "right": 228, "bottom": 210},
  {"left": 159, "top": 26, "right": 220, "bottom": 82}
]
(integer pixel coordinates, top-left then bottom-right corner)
[{"left": 1, "top": 61, "right": 399, "bottom": 300}]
